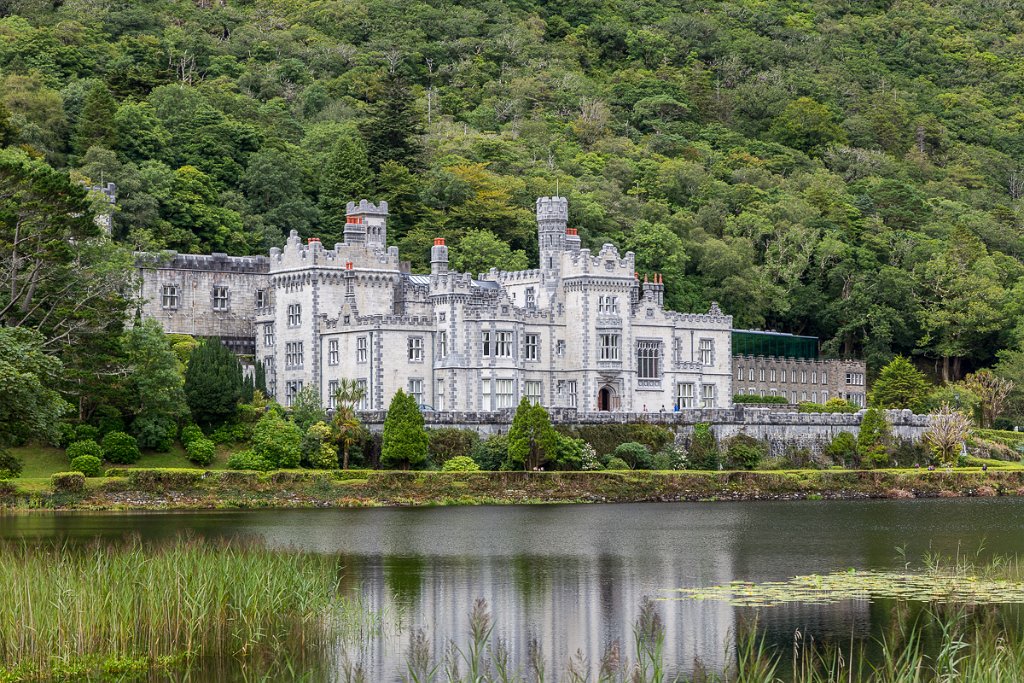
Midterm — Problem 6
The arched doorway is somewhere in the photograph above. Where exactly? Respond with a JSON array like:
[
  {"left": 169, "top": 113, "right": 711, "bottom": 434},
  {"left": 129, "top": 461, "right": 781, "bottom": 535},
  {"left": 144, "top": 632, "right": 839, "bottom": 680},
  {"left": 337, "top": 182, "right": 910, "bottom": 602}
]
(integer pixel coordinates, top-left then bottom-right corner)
[{"left": 598, "top": 387, "right": 612, "bottom": 411}]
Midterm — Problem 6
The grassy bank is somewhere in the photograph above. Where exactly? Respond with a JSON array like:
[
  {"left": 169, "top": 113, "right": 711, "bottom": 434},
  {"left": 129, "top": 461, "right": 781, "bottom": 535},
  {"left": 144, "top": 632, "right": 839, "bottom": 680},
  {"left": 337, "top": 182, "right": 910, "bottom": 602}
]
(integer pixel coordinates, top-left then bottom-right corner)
[{"left": 4, "top": 467, "right": 1024, "bottom": 511}]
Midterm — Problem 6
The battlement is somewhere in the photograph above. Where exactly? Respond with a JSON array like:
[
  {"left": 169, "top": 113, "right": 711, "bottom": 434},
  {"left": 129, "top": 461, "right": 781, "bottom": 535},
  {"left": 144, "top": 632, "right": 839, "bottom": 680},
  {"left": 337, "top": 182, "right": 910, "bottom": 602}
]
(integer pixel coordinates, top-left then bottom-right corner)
[
  {"left": 269, "top": 231, "right": 400, "bottom": 272},
  {"left": 135, "top": 251, "right": 269, "bottom": 274},
  {"left": 346, "top": 199, "right": 389, "bottom": 216},
  {"left": 483, "top": 268, "right": 544, "bottom": 283},
  {"left": 561, "top": 245, "right": 635, "bottom": 277},
  {"left": 536, "top": 196, "right": 568, "bottom": 223},
  {"left": 662, "top": 302, "right": 731, "bottom": 327}
]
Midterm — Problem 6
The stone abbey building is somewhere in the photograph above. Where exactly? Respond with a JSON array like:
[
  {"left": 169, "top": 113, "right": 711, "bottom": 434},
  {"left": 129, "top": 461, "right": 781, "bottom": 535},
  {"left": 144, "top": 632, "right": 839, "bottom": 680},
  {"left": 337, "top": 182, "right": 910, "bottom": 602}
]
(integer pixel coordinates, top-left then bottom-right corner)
[{"left": 137, "top": 197, "right": 865, "bottom": 413}]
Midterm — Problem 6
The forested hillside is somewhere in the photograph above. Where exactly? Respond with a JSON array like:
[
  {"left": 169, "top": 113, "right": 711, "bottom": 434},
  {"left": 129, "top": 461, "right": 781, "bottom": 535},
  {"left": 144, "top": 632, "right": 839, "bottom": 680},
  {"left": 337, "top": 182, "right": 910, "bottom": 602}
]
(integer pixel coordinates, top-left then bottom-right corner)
[{"left": 3, "top": 0, "right": 1024, "bottom": 380}]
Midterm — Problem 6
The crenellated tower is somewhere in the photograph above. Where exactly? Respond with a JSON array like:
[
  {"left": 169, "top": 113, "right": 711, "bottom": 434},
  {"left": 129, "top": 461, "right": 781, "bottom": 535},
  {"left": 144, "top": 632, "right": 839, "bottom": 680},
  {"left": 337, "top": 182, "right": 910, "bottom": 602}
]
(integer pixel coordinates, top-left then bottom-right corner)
[
  {"left": 345, "top": 200, "right": 389, "bottom": 250},
  {"left": 536, "top": 196, "right": 568, "bottom": 283}
]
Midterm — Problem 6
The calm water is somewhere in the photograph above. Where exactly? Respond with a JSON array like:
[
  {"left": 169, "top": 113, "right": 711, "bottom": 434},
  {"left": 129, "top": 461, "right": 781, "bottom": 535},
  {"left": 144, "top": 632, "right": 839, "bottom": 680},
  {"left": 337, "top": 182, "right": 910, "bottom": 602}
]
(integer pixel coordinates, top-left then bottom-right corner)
[{"left": 3, "top": 498, "right": 1024, "bottom": 680}]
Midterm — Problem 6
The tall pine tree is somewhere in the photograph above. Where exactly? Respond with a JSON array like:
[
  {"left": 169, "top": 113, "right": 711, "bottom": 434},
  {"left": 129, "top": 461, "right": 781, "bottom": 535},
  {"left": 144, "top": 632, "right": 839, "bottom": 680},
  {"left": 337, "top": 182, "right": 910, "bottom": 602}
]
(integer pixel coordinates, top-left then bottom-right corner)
[
  {"left": 183, "top": 338, "right": 243, "bottom": 428},
  {"left": 360, "top": 76, "right": 424, "bottom": 173},
  {"left": 318, "top": 132, "right": 373, "bottom": 242},
  {"left": 381, "top": 389, "right": 428, "bottom": 470}
]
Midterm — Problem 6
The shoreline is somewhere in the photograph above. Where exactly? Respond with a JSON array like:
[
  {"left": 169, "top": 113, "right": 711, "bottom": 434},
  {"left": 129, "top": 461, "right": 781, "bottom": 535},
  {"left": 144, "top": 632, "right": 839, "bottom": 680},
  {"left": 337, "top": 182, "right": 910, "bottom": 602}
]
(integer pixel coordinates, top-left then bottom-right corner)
[{"left": 3, "top": 468, "right": 1024, "bottom": 512}]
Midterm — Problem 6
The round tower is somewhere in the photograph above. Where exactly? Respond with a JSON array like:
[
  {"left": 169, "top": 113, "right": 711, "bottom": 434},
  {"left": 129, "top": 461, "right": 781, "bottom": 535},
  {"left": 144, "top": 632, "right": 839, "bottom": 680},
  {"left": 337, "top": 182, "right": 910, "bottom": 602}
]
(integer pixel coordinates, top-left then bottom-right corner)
[{"left": 536, "top": 196, "right": 568, "bottom": 282}]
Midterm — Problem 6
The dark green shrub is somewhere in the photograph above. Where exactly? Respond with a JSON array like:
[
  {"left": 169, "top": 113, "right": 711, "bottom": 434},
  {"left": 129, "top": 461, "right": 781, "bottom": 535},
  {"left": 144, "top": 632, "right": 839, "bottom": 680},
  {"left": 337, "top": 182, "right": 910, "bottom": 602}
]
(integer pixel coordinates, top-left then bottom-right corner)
[
  {"left": 555, "top": 423, "right": 673, "bottom": 457},
  {"left": 442, "top": 456, "right": 481, "bottom": 472},
  {"left": 185, "top": 438, "right": 216, "bottom": 466},
  {"left": 51, "top": 472, "right": 86, "bottom": 492},
  {"left": 227, "top": 449, "right": 274, "bottom": 471},
  {"left": 651, "top": 451, "right": 674, "bottom": 470},
  {"left": 301, "top": 422, "right": 338, "bottom": 469},
  {"left": 251, "top": 413, "right": 302, "bottom": 468},
  {"left": 688, "top": 423, "right": 720, "bottom": 470},
  {"left": 725, "top": 434, "right": 767, "bottom": 470},
  {"left": 69, "top": 455, "right": 102, "bottom": 477},
  {"left": 131, "top": 414, "right": 176, "bottom": 451},
  {"left": 858, "top": 408, "right": 892, "bottom": 468},
  {"left": 180, "top": 425, "right": 204, "bottom": 447},
  {"left": 74, "top": 424, "right": 100, "bottom": 443},
  {"left": 994, "top": 417, "right": 1017, "bottom": 431},
  {"left": 825, "top": 432, "right": 859, "bottom": 467},
  {"left": 471, "top": 434, "right": 508, "bottom": 471},
  {"left": 55, "top": 422, "right": 77, "bottom": 448},
  {"left": 66, "top": 439, "right": 103, "bottom": 462},
  {"left": 428, "top": 428, "right": 480, "bottom": 466},
  {"left": 612, "top": 442, "right": 653, "bottom": 469},
  {"left": 102, "top": 431, "right": 142, "bottom": 465},
  {"left": 0, "top": 451, "right": 23, "bottom": 479},
  {"left": 210, "top": 422, "right": 249, "bottom": 445},
  {"left": 605, "top": 456, "right": 630, "bottom": 470},
  {"left": 891, "top": 438, "right": 930, "bottom": 467},
  {"left": 92, "top": 404, "right": 125, "bottom": 436},
  {"left": 552, "top": 434, "right": 589, "bottom": 470}
]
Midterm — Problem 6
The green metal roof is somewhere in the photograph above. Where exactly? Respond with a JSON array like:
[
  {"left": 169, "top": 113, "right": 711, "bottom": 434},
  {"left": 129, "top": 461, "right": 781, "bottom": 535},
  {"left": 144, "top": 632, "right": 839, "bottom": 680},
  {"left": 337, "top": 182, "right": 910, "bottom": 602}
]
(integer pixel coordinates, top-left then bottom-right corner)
[{"left": 731, "top": 329, "right": 819, "bottom": 360}]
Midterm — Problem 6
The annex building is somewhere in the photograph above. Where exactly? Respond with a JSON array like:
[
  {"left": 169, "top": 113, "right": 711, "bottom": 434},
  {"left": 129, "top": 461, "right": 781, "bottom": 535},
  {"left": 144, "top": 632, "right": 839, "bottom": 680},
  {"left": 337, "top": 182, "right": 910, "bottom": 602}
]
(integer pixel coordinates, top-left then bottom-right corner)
[{"left": 137, "top": 196, "right": 864, "bottom": 413}]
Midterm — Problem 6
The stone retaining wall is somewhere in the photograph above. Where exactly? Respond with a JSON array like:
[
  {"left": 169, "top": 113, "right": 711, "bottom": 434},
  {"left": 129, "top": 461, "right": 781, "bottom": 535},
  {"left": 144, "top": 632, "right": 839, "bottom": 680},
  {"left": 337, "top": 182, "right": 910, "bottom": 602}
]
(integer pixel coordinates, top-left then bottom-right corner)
[{"left": 357, "top": 407, "right": 930, "bottom": 451}]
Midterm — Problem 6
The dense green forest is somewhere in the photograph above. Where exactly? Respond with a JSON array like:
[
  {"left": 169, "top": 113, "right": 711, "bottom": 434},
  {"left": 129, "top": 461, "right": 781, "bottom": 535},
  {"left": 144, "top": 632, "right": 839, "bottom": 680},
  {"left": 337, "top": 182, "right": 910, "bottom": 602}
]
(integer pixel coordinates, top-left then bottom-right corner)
[{"left": 3, "top": 0, "right": 1024, "bottom": 382}]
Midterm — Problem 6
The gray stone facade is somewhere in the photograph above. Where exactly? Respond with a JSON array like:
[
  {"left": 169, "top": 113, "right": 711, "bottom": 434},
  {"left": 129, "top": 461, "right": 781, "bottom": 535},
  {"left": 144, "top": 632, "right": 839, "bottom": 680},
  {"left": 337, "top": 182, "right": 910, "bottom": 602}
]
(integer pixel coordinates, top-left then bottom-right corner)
[
  {"left": 136, "top": 252, "right": 269, "bottom": 355},
  {"left": 731, "top": 355, "right": 867, "bottom": 407},
  {"left": 138, "top": 197, "right": 736, "bottom": 412}
]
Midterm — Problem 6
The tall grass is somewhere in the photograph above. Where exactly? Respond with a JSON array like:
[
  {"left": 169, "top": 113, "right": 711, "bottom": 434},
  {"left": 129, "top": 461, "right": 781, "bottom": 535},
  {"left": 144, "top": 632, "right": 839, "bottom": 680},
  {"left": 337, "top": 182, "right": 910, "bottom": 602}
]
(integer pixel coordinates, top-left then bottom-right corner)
[
  {"left": 388, "top": 597, "right": 1024, "bottom": 682},
  {"left": 0, "top": 536, "right": 372, "bottom": 679}
]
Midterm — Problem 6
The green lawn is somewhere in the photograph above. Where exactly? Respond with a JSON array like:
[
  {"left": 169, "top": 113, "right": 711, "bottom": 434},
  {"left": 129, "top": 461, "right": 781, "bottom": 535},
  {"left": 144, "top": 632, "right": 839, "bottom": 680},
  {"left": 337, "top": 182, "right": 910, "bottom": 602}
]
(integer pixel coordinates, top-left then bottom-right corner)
[{"left": 11, "top": 442, "right": 237, "bottom": 480}]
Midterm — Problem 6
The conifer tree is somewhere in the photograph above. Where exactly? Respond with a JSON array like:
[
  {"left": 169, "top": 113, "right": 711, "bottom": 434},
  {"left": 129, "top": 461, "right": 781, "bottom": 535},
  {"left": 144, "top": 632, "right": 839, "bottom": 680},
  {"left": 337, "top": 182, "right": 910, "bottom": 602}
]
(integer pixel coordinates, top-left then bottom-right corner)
[
  {"left": 506, "top": 398, "right": 558, "bottom": 470},
  {"left": 183, "top": 338, "right": 243, "bottom": 428},
  {"left": 360, "top": 75, "right": 424, "bottom": 172},
  {"left": 869, "top": 356, "right": 930, "bottom": 412},
  {"left": 72, "top": 82, "right": 118, "bottom": 156},
  {"left": 381, "top": 389, "right": 428, "bottom": 469},
  {"left": 318, "top": 132, "right": 373, "bottom": 242}
]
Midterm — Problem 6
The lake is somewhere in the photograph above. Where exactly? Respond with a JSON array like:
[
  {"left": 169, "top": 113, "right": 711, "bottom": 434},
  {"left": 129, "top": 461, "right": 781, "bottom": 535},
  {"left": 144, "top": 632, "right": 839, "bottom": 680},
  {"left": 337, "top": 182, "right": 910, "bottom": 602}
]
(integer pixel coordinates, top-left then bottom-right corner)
[{"left": 3, "top": 498, "right": 1024, "bottom": 680}]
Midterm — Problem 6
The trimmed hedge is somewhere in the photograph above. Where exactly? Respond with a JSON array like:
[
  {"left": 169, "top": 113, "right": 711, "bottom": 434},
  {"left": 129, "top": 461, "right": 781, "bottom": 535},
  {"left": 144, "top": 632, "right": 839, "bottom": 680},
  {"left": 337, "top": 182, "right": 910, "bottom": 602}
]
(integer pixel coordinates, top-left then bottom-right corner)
[
  {"left": 185, "top": 438, "right": 217, "bottom": 466},
  {"left": 69, "top": 455, "right": 103, "bottom": 477},
  {"left": 66, "top": 440, "right": 103, "bottom": 461},
  {"left": 51, "top": 472, "right": 86, "bottom": 493},
  {"left": 102, "top": 431, "right": 142, "bottom": 464},
  {"left": 123, "top": 468, "right": 206, "bottom": 490},
  {"left": 555, "top": 423, "right": 673, "bottom": 457},
  {"left": 733, "top": 394, "right": 788, "bottom": 404}
]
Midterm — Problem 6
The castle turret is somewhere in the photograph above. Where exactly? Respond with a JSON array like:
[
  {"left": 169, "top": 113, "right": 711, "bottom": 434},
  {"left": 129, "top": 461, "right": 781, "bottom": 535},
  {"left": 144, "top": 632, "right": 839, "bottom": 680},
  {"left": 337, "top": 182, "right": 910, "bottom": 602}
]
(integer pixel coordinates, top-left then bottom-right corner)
[
  {"left": 537, "top": 196, "right": 568, "bottom": 285},
  {"left": 345, "top": 200, "right": 389, "bottom": 249},
  {"left": 431, "top": 237, "right": 449, "bottom": 275}
]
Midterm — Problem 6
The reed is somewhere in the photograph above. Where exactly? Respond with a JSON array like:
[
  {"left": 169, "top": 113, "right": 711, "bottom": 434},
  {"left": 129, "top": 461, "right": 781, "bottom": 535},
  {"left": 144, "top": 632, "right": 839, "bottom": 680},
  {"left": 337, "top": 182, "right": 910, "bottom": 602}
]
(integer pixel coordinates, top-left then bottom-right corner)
[{"left": 0, "top": 536, "right": 371, "bottom": 679}]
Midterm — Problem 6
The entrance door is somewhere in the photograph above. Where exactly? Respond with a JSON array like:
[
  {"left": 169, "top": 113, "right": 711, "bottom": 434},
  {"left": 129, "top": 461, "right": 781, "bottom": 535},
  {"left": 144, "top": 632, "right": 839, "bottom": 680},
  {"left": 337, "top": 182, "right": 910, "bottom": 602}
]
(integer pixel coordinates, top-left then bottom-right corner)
[{"left": 598, "top": 387, "right": 611, "bottom": 411}]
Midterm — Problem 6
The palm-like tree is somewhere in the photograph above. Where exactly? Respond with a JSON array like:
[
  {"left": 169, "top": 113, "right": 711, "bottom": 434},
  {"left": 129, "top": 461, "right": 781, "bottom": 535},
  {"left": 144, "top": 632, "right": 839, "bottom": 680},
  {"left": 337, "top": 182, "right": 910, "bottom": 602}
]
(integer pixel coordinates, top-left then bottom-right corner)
[
  {"left": 333, "top": 407, "right": 365, "bottom": 470},
  {"left": 332, "top": 379, "right": 367, "bottom": 469},
  {"left": 334, "top": 378, "right": 366, "bottom": 411}
]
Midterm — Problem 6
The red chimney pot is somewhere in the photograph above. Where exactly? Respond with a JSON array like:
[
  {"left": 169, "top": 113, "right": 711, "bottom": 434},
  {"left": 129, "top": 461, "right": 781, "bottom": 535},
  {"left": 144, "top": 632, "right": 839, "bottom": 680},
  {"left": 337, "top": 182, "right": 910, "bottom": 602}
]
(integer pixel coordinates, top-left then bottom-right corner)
[{"left": 433, "top": 238, "right": 446, "bottom": 246}]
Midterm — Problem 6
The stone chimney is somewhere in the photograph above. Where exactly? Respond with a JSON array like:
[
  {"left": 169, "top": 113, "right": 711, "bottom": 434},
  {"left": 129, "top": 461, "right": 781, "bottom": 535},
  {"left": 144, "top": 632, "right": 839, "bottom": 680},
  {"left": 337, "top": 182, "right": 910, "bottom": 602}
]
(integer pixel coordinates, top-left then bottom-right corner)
[{"left": 431, "top": 237, "right": 449, "bottom": 275}]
